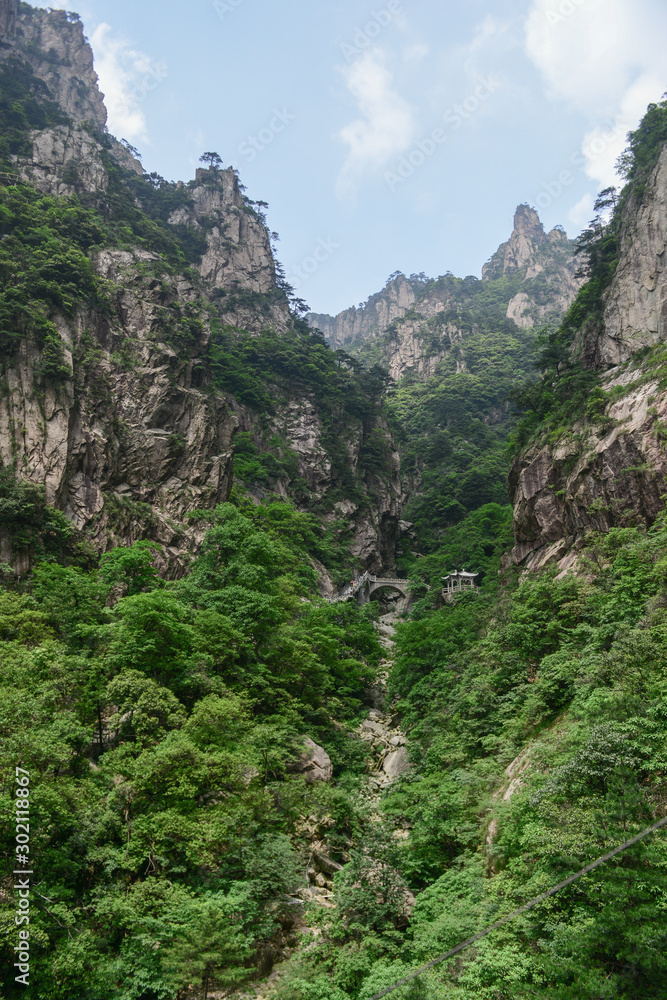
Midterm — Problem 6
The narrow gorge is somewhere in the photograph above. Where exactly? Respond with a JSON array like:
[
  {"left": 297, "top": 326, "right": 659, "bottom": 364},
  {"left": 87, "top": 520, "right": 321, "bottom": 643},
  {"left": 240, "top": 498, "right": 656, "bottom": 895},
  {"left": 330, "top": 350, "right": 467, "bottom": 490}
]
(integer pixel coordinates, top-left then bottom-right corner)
[{"left": 1, "top": 4, "right": 667, "bottom": 1000}]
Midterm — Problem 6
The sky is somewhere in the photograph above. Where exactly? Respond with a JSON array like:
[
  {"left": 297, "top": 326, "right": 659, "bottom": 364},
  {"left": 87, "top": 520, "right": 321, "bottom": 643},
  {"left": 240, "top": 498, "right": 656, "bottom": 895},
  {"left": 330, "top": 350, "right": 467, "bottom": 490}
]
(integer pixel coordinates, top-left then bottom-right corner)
[{"left": 31, "top": 0, "right": 667, "bottom": 314}]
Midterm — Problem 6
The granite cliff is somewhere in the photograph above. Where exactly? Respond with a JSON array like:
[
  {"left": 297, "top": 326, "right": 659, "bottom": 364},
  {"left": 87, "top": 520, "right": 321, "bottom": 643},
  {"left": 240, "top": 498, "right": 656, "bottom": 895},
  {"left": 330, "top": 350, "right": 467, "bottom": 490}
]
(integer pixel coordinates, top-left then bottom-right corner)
[
  {"left": 509, "top": 142, "right": 667, "bottom": 571},
  {"left": 0, "top": 1, "right": 400, "bottom": 577}
]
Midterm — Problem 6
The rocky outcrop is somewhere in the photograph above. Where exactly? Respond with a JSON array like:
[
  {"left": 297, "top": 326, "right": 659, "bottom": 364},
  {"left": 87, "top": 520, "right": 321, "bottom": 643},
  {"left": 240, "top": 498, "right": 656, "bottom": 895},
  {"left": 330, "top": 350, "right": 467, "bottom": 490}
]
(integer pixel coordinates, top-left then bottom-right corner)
[
  {"left": 18, "top": 125, "right": 110, "bottom": 196},
  {"left": 309, "top": 206, "right": 580, "bottom": 382},
  {"left": 289, "top": 738, "right": 333, "bottom": 783},
  {"left": 509, "top": 362, "right": 667, "bottom": 571},
  {"left": 0, "top": 248, "right": 237, "bottom": 569},
  {"left": 483, "top": 204, "right": 551, "bottom": 279},
  {"left": 583, "top": 146, "right": 667, "bottom": 366},
  {"left": 170, "top": 169, "right": 287, "bottom": 330},
  {"left": 483, "top": 205, "right": 582, "bottom": 328},
  {"left": 509, "top": 148, "right": 667, "bottom": 571},
  {"left": 3, "top": 5, "right": 107, "bottom": 127},
  {"left": 309, "top": 273, "right": 419, "bottom": 350}
]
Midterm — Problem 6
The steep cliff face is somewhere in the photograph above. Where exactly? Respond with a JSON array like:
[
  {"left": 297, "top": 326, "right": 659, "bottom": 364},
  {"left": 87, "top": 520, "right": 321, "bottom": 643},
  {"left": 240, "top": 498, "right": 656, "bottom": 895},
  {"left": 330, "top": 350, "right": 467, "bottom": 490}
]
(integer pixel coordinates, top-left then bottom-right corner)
[
  {"left": 0, "top": 3, "right": 401, "bottom": 576},
  {"left": 309, "top": 274, "right": 420, "bottom": 350},
  {"left": 1, "top": 2, "right": 107, "bottom": 127},
  {"left": 509, "top": 144, "right": 667, "bottom": 571},
  {"left": 583, "top": 146, "right": 667, "bottom": 366},
  {"left": 0, "top": 245, "right": 238, "bottom": 572}
]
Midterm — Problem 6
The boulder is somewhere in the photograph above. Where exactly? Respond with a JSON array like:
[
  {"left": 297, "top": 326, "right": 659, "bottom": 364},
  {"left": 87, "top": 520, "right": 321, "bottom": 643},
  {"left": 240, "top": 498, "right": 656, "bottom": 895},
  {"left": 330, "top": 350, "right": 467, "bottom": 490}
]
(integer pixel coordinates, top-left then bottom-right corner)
[
  {"left": 361, "top": 720, "right": 385, "bottom": 736},
  {"left": 313, "top": 849, "right": 343, "bottom": 875},
  {"left": 382, "top": 746, "right": 410, "bottom": 781},
  {"left": 291, "top": 738, "right": 333, "bottom": 783}
]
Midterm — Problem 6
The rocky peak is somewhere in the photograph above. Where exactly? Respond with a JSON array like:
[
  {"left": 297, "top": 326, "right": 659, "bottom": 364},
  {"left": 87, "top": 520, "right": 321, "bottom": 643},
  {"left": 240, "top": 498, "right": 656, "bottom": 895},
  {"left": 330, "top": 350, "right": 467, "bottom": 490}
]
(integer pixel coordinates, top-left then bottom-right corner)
[
  {"left": 169, "top": 167, "right": 282, "bottom": 303},
  {"left": 2, "top": 4, "right": 107, "bottom": 127},
  {"left": 514, "top": 203, "right": 545, "bottom": 240},
  {"left": 310, "top": 202, "right": 581, "bottom": 375},
  {"left": 482, "top": 204, "right": 549, "bottom": 280}
]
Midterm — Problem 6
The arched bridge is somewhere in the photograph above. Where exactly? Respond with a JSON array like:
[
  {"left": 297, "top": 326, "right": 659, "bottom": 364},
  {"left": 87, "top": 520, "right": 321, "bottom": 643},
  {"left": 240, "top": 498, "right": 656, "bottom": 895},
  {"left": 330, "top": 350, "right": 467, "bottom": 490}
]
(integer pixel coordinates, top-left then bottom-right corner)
[{"left": 330, "top": 573, "right": 410, "bottom": 605}]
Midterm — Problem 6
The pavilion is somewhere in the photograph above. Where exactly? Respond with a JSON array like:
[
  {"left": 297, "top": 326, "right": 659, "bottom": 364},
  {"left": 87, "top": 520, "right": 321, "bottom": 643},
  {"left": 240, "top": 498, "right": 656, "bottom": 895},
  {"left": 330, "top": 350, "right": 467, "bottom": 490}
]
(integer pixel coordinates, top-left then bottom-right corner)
[{"left": 442, "top": 570, "right": 479, "bottom": 602}]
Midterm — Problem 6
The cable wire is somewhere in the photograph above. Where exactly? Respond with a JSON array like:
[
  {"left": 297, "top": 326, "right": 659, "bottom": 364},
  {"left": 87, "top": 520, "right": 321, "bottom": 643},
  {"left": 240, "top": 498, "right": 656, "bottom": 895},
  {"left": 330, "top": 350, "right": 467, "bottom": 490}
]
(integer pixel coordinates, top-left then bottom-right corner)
[{"left": 368, "top": 815, "right": 667, "bottom": 1000}]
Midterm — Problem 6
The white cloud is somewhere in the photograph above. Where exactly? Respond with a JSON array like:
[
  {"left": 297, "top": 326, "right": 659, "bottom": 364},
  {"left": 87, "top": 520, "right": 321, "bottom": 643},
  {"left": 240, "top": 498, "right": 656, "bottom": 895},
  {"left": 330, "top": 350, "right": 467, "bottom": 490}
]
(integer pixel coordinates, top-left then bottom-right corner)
[
  {"left": 90, "top": 24, "right": 167, "bottom": 145},
  {"left": 567, "top": 192, "right": 595, "bottom": 229},
  {"left": 525, "top": 0, "right": 667, "bottom": 188},
  {"left": 403, "top": 43, "right": 430, "bottom": 64},
  {"left": 336, "top": 50, "right": 416, "bottom": 198}
]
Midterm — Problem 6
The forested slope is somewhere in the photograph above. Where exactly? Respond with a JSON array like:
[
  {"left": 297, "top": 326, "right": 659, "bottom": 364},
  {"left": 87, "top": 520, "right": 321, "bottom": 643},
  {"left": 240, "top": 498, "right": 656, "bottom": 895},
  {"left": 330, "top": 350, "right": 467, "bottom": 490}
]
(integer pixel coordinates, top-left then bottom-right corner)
[{"left": 1, "top": 3, "right": 667, "bottom": 999}]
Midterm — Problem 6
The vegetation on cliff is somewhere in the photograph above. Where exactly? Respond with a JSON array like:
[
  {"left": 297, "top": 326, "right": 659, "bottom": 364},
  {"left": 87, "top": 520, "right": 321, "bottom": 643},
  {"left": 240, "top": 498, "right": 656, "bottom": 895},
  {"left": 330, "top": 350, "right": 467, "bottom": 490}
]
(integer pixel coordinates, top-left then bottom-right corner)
[
  {"left": 0, "top": 492, "right": 383, "bottom": 999},
  {"left": 1, "top": 17, "right": 667, "bottom": 1000},
  {"left": 511, "top": 97, "right": 667, "bottom": 449},
  {"left": 274, "top": 518, "right": 667, "bottom": 999}
]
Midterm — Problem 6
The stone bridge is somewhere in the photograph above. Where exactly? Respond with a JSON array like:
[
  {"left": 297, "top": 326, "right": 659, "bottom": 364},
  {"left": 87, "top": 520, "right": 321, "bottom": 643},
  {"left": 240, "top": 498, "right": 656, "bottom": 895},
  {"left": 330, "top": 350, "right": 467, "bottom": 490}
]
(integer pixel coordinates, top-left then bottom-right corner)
[{"left": 330, "top": 573, "right": 410, "bottom": 605}]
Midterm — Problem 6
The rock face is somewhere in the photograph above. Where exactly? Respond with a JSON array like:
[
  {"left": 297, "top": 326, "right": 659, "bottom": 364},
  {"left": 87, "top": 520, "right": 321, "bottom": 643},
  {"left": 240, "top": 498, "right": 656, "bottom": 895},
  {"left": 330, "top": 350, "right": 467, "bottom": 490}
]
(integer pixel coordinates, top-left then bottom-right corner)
[
  {"left": 309, "top": 206, "right": 581, "bottom": 382},
  {"left": 170, "top": 168, "right": 286, "bottom": 327},
  {"left": 482, "top": 204, "right": 582, "bottom": 328},
  {"left": 19, "top": 125, "right": 112, "bottom": 196},
  {"left": 309, "top": 273, "right": 419, "bottom": 350},
  {"left": 234, "top": 401, "right": 402, "bottom": 574},
  {"left": 509, "top": 149, "right": 667, "bottom": 571},
  {"left": 2, "top": 5, "right": 107, "bottom": 128},
  {"left": 0, "top": 247, "right": 237, "bottom": 568},
  {"left": 584, "top": 146, "right": 667, "bottom": 367},
  {"left": 0, "top": 3, "right": 403, "bottom": 576},
  {"left": 0, "top": 0, "right": 18, "bottom": 38},
  {"left": 290, "top": 738, "right": 333, "bottom": 783}
]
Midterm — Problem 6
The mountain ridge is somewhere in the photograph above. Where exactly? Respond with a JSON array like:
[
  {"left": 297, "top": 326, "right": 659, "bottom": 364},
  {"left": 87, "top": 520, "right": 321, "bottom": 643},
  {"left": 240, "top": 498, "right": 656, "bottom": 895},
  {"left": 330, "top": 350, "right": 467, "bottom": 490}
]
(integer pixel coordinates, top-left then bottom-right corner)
[{"left": 308, "top": 202, "right": 582, "bottom": 373}]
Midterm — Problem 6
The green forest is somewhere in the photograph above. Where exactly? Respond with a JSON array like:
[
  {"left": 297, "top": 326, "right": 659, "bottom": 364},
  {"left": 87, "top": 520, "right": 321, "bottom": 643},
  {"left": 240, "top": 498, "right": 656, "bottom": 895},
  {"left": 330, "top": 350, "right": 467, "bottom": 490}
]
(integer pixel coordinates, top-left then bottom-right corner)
[{"left": 1, "top": 14, "right": 667, "bottom": 998}]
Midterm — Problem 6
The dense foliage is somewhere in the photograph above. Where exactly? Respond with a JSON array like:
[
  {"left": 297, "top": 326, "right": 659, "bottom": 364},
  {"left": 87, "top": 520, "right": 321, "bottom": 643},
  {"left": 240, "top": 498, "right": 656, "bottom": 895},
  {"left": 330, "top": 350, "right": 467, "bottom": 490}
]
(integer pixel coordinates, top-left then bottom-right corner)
[
  {"left": 0, "top": 185, "right": 106, "bottom": 357},
  {"left": 0, "top": 58, "right": 68, "bottom": 165},
  {"left": 209, "top": 320, "right": 394, "bottom": 506},
  {"left": 276, "top": 519, "right": 667, "bottom": 999},
  {"left": 2, "top": 38, "right": 667, "bottom": 1000},
  {"left": 0, "top": 494, "right": 382, "bottom": 999},
  {"left": 386, "top": 317, "right": 535, "bottom": 557}
]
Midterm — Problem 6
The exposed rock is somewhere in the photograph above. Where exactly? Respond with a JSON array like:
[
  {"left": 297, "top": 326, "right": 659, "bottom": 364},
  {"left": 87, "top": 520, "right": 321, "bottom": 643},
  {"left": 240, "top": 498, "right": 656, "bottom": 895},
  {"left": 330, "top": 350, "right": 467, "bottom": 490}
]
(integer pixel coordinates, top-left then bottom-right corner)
[
  {"left": 482, "top": 204, "right": 549, "bottom": 279},
  {"left": 310, "top": 206, "right": 580, "bottom": 384},
  {"left": 0, "top": 248, "right": 237, "bottom": 569},
  {"left": 0, "top": 0, "right": 18, "bottom": 38},
  {"left": 309, "top": 273, "right": 418, "bottom": 349},
  {"left": 382, "top": 746, "right": 410, "bottom": 780},
  {"left": 4, "top": 6, "right": 108, "bottom": 127},
  {"left": 509, "top": 149, "right": 667, "bottom": 571},
  {"left": 171, "top": 168, "right": 287, "bottom": 327},
  {"left": 290, "top": 738, "right": 333, "bottom": 783},
  {"left": 18, "top": 125, "right": 109, "bottom": 196},
  {"left": 361, "top": 720, "right": 386, "bottom": 737},
  {"left": 584, "top": 145, "right": 667, "bottom": 366},
  {"left": 234, "top": 403, "right": 402, "bottom": 575},
  {"left": 483, "top": 205, "right": 582, "bottom": 322},
  {"left": 509, "top": 370, "right": 667, "bottom": 571}
]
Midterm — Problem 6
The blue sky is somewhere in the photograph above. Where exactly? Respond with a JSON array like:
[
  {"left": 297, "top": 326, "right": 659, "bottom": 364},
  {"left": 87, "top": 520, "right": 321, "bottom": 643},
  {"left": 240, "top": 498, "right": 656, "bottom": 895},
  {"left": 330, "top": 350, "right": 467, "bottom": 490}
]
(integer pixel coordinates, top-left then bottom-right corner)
[{"left": 33, "top": 0, "right": 666, "bottom": 314}]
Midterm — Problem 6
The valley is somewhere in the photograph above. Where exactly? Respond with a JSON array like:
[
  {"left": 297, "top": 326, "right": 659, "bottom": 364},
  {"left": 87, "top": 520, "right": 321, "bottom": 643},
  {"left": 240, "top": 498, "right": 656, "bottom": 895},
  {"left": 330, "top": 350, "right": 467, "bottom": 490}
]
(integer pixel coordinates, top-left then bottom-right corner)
[{"left": 0, "top": 4, "right": 666, "bottom": 999}]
